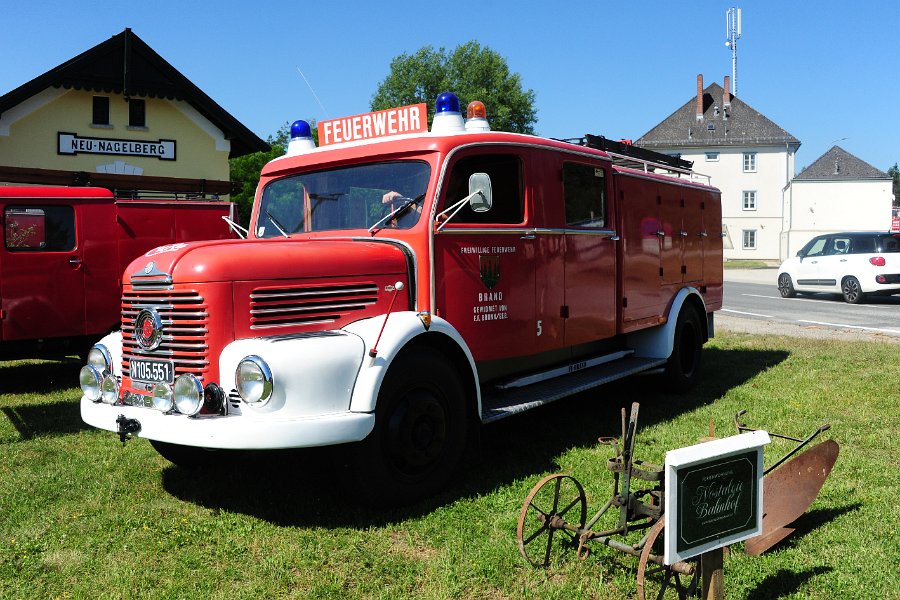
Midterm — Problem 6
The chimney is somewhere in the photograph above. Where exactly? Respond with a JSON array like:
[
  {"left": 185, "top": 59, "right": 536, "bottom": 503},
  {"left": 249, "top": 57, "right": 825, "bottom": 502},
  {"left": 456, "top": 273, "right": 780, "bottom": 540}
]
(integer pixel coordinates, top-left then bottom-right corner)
[
  {"left": 696, "top": 74, "right": 704, "bottom": 121},
  {"left": 723, "top": 75, "right": 731, "bottom": 108}
]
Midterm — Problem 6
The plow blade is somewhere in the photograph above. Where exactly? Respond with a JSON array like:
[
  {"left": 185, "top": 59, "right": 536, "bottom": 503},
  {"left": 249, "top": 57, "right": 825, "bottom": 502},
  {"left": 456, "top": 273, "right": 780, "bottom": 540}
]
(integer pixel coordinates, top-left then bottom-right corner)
[{"left": 745, "top": 439, "right": 839, "bottom": 556}]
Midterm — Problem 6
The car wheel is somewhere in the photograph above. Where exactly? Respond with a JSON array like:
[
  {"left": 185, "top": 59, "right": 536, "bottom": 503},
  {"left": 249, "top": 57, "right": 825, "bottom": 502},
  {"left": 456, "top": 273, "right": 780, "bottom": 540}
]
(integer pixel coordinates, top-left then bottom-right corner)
[
  {"left": 842, "top": 276, "right": 866, "bottom": 304},
  {"left": 777, "top": 273, "right": 797, "bottom": 298},
  {"left": 342, "top": 347, "right": 470, "bottom": 506},
  {"left": 663, "top": 306, "right": 704, "bottom": 393}
]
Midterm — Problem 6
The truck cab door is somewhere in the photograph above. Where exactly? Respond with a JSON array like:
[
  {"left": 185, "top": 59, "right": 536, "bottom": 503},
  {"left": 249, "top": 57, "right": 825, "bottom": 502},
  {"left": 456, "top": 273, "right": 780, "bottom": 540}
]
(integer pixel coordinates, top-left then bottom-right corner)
[
  {"left": 432, "top": 150, "right": 536, "bottom": 379},
  {"left": 1, "top": 201, "right": 85, "bottom": 342},
  {"left": 561, "top": 161, "right": 617, "bottom": 346}
]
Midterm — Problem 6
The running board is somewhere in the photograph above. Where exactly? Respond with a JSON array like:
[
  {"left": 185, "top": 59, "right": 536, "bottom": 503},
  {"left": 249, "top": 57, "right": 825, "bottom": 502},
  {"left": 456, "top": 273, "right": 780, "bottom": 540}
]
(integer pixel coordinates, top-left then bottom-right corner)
[
  {"left": 495, "top": 350, "right": 634, "bottom": 390},
  {"left": 480, "top": 356, "right": 667, "bottom": 423}
]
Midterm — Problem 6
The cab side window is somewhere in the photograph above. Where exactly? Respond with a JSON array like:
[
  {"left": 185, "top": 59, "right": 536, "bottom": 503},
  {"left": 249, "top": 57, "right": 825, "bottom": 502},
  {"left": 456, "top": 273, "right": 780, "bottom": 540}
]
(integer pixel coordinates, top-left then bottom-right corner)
[
  {"left": 563, "top": 162, "right": 607, "bottom": 228},
  {"left": 4, "top": 206, "right": 76, "bottom": 251},
  {"left": 442, "top": 154, "right": 523, "bottom": 224},
  {"left": 826, "top": 236, "right": 851, "bottom": 255}
]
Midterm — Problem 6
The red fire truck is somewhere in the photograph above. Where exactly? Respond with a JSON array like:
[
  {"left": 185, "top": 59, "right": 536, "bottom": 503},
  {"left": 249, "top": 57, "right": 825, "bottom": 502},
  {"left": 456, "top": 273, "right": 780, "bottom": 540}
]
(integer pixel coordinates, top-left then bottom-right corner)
[
  {"left": 0, "top": 186, "right": 235, "bottom": 359},
  {"left": 80, "top": 94, "right": 722, "bottom": 503}
]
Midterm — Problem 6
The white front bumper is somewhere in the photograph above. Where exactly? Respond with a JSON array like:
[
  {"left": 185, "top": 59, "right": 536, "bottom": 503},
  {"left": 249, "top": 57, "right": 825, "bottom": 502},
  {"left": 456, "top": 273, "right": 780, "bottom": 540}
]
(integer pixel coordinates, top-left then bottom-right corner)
[{"left": 80, "top": 398, "right": 375, "bottom": 449}]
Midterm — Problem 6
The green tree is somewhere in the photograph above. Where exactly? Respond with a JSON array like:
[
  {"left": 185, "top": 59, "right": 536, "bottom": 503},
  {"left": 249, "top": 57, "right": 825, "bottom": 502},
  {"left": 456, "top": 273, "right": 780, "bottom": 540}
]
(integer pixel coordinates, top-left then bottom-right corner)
[
  {"left": 888, "top": 163, "right": 899, "bottom": 207},
  {"left": 371, "top": 41, "right": 537, "bottom": 134}
]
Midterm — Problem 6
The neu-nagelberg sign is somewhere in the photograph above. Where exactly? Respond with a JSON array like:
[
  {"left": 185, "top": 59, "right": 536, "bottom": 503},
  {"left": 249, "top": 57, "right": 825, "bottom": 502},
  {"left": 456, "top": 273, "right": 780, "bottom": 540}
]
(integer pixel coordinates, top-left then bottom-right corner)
[{"left": 58, "top": 132, "right": 175, "bottom": 161}]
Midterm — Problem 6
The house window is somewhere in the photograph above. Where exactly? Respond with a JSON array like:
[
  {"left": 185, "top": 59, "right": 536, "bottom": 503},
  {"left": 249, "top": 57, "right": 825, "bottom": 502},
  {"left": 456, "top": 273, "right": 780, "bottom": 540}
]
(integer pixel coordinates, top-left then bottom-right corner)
[
  {"left": 742, "top": 229, "right": 757, "bottom": 250},
  {"left": 92, "top": 96, "right": 110, "bottom": 125},
  {"left": 742, "top": 191, "right": 757, "bottom": 210},
  {"left": 743, "top": 152, "right": 757, "bottom": 173},
  {"left": 705, "top": 152, "right": 719, "bottom": 162},
  {"left": 128, "top": 99, "right": 146, "bottom": 127}
]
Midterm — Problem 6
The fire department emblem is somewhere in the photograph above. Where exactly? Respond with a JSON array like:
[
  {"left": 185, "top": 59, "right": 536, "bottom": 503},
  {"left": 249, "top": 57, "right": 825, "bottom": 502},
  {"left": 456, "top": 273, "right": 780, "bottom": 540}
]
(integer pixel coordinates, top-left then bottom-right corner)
[
  {"left": 134, "top": 308, "right": 163, "bottom": 351},
  {"left": 479, "top": 255, "right": 500, "bottom": 290}
]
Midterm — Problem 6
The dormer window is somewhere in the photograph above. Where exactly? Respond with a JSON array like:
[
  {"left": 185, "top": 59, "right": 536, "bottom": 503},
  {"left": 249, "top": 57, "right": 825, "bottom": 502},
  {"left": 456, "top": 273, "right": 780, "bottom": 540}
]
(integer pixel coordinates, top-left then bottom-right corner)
[{"left": 707, "top": 122, "right": 716, "bottom": 131}]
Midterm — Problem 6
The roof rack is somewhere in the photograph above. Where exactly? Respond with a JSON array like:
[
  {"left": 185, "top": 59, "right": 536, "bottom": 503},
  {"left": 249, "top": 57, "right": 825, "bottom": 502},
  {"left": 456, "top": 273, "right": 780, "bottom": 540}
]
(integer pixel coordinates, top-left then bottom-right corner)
[{"left": 556, "top": 135, "right": 711, "bottom": 186}]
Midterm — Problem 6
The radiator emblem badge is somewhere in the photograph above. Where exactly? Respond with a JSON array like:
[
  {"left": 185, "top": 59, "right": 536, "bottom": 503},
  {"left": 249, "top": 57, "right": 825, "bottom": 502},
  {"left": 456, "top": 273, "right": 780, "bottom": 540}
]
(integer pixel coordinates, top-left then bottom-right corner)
[{"left": 135, "top": 308, "right": 164, "bottom": 351}]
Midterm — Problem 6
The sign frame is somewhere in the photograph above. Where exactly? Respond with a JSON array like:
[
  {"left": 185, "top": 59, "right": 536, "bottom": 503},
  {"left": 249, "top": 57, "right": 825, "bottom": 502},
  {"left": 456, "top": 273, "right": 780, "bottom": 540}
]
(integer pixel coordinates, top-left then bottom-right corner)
[{"left": 664, "top": 430, "right": 770, "bottom": 564}]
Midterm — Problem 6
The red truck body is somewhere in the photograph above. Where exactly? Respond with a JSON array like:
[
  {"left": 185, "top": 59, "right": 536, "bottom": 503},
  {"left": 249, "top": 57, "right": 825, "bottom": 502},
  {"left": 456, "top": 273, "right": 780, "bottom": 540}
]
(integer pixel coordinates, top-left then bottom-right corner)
[
  {"left": 0, "top": 186, "right": 234, "bottom": 358},
  {"left": 80, "top": 98, "right": 722, "bottom": 503}
]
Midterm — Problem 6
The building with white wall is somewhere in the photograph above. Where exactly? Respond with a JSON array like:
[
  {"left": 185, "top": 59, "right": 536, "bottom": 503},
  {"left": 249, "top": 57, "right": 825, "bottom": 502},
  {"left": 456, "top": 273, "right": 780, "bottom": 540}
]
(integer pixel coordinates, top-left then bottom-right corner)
[
  {"left": 782, "top": 146, "right": 891, "bottom": 256},
  {"left": 635, "top": 75, "right": 800, "bottom": 261}
]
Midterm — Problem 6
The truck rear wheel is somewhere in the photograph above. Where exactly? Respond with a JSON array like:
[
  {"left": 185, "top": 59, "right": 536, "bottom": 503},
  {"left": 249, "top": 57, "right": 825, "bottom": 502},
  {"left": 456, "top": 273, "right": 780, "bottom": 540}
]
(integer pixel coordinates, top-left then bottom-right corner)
[
  {"left": 663, "top": 306, "right": 703, "bottom": 393},
  {"left": 344, "top": 347, "right": 469, "bottom": 506}
]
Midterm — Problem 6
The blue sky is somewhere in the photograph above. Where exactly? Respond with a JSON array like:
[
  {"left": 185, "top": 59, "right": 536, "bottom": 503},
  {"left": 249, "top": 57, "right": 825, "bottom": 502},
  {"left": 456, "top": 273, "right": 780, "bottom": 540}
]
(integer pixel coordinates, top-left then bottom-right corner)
[{"left": 2, "top": 1, "right": 898, "bottom": 173}]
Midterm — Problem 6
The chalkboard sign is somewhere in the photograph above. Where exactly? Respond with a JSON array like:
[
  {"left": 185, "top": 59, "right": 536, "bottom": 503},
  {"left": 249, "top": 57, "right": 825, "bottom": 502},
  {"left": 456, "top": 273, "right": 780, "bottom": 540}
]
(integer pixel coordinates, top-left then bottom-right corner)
[{"left": 664, "top": 431, "right": 770, "bottom": 564}]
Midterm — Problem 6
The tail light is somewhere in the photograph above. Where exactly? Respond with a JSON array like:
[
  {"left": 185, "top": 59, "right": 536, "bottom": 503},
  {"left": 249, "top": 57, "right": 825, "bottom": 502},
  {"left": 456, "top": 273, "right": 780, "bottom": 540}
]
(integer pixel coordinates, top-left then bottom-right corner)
[{"left": 870, "top": 256, "right": 886, "bottom": 267}]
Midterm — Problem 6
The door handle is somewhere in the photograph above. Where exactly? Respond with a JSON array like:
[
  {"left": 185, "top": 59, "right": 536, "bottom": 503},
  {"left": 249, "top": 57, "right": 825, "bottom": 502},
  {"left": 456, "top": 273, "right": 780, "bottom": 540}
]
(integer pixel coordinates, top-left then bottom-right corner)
[
  {"left": 68, "top": 257, "right": 83, "bottom": 266},
  {"left": 520, "top": 232, "right": 536, "bottom": 240}
]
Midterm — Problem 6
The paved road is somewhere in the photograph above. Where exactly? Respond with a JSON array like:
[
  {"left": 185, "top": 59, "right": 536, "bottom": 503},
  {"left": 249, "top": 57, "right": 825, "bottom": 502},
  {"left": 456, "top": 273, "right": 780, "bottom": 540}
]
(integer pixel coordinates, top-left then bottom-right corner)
[{"left": 722, "top": 269, "right": 900, "bottom": 339}]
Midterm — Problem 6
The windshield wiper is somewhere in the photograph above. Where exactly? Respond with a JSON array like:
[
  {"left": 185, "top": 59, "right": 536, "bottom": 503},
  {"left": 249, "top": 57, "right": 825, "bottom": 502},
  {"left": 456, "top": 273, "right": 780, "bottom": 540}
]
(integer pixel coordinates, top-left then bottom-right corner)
[
  {"left": 368, "top": 193, "right": 425, "bottom": 235},
  {"left": 266, "top": 210, "right": 291, "bottom": 238}
]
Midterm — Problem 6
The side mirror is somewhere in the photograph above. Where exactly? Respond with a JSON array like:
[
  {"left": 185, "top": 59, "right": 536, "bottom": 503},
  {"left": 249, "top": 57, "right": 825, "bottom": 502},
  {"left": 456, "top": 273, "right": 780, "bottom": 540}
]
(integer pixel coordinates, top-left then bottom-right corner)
[{"left": 468, "top": 173, "right": 492, "bottom": 213}]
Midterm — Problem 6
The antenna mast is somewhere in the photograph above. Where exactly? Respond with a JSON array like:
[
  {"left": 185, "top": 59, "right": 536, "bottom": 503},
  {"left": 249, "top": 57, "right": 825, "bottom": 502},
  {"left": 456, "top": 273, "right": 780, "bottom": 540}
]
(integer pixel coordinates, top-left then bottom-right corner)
[{"left": 725, "top": 7, "right": 742, "bottom": 96}]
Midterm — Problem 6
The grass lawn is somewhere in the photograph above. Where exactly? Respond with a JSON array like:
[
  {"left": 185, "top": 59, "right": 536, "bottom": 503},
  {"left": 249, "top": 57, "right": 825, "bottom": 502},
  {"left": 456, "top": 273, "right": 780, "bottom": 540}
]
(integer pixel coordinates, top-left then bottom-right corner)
[{"left": 1, "top": 331, "right": 897, "bottom": 599}]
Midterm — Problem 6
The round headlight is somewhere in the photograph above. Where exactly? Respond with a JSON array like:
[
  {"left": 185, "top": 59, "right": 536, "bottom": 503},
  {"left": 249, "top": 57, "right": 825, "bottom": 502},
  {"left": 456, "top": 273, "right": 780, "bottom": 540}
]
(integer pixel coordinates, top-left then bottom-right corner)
[
  {"left": 174, "top": 374, "right": 204, "bottom": 416},
  {"left": 80, "top": 365, "right": 103, "bottom": 402},
  {"left": 100, "top": 374, "right": 119, "bottom": 405},
  {"left": 236, "top": 356, "right": 273, "bottom": 406},
  {"left": 152, "top": 383, "right": 174, "bottom": 412},
  {"left": 87, "top": 344, "right": 113, "bottom": 373}
]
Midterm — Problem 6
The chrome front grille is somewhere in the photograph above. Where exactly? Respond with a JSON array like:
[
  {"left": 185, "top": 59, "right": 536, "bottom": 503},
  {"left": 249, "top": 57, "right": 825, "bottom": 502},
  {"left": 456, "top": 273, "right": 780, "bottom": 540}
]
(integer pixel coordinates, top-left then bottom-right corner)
[
  {"left": 122, "top": 288, "right": 210, "bottom": 380},
  {"left": 249, "top": 283, "right": 378, "bottom": 329}
]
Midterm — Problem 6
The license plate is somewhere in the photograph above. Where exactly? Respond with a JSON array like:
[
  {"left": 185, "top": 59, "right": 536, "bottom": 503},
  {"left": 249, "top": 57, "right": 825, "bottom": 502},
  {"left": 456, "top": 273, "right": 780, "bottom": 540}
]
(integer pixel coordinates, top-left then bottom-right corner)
[{"left": 129, "top": 358, "right": 174, "bottom": 384}]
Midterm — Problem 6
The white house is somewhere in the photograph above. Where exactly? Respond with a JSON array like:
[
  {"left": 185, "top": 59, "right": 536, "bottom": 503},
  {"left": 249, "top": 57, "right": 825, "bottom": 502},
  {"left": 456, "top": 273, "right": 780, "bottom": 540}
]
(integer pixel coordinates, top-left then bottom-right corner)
[
  {"left": 635, "top": 75, "right": 800, "bottom": 260},
  {"left": 782, "top": 146, "right": 892, "bottom": 256}
]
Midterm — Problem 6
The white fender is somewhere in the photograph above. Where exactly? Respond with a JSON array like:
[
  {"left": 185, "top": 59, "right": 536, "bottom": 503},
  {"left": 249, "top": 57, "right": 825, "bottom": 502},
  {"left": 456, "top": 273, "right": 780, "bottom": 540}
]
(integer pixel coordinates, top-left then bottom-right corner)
[
  {"left": 626, "top": 287, "right": 707, "bottom": 359},
  {"left": 343, "top": 312, "right": 480, "bottom": 414},
  {"left": 91, "top": 331, "right": 123, "bottom": 376}
]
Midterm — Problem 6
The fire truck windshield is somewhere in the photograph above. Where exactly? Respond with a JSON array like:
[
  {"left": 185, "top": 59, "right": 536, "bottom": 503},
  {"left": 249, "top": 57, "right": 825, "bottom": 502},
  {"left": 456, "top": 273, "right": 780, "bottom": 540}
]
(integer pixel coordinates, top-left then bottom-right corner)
[{"left": 256, "top": 160, "right": 431, "bottom": 237}]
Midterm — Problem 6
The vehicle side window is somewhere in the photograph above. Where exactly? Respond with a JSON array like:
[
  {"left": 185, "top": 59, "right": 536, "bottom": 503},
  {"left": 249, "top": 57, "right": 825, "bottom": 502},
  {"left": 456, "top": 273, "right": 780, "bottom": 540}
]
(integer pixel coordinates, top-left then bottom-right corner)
[
  {"left": 802, "top": 237, "right": 827, "bottom": 257},
  {"left": 4, "top": 206, "right": 75, "bottom": 252},
  {"left": 563, "top": 162, "right": 607, "bottom": 228},
  {"left": 850, "top": 236, "right": 875, "bottom": 254},
  {"left": 826, "top": 236, "right": 851, "bottom": 255},
  {"left": 878, "top": 235, "right": 900, "bottom": 253},
  {"left": 441, "top": 154, "right": 523, "bottom": 224}
]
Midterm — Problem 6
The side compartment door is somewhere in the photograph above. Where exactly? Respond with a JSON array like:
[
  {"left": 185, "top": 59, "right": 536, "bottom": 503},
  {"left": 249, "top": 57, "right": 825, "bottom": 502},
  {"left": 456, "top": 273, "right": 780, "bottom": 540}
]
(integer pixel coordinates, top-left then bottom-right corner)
[
  {"left": 433, "top": 150, "right": 536, "bottom": 370},
  {"left": 1, "top": 201, "right": 84, "bottom": 341},
  {"left": 562, "top": 161, "right": 617, "bottom": 346}
]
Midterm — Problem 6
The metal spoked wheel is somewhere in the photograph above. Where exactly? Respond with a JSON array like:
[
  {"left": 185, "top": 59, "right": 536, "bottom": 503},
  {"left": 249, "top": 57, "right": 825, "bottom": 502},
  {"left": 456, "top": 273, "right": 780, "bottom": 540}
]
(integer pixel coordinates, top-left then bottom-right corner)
[
  {"left": 516, "top": 473, "right": 587, "bottom": 568},
  {"left": 636, "top": 520, "right": 700, "bottom": 600}
]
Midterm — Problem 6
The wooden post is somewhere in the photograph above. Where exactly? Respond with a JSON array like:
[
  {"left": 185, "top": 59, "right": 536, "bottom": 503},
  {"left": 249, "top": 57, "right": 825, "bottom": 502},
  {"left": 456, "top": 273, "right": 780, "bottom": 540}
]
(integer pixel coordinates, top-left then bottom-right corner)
[
  {"left": 701, "top": 548, "right": 724, "bottom": 600},
  {"left": 699, "top": 419, "right": 724, "bottom": 600}
]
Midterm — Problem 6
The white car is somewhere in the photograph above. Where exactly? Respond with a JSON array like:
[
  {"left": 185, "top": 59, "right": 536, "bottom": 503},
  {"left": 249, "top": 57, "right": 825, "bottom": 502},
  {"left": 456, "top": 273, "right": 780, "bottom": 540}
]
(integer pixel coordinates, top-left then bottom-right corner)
[{"left": 777, "top": 232, "right": 900, "bottom": 303}]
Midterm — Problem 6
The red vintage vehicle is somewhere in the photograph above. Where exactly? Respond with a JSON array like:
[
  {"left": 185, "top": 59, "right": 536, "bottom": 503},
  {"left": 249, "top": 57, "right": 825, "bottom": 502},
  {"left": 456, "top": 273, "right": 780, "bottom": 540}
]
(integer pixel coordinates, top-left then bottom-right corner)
[
  {"left": 0, "top": 186, "right": 235, "bottom": 359},
  {"left": 80, "top": 94, "right": 722, "bottom": 503}
]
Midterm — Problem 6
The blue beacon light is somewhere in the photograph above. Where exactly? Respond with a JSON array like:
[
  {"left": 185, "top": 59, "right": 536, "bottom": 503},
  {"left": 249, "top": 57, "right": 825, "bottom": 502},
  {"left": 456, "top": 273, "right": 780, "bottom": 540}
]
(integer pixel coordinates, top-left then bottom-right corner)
[
  {"left": 431, "top": 92, "right": 465, "bottom": 133},
  {"left": 286, "top": 119, "right": 316, "bottom": 155}
]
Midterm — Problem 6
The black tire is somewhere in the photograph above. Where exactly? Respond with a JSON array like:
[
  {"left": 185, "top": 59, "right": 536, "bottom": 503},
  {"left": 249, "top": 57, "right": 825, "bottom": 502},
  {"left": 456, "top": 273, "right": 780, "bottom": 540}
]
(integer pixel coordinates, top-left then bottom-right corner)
[
  {"left": 343, "top": 347, "right": 470, "bottom": 506},
  {"left": 842, "top": 276, "right": 866, "bottom": 304},
  {"left": 777, "top": 273, "right": 797, "bottom": 298},
  {"left": 663, "top": 306, "right": 704, "bottom": 393},
  {"left": 150, "top": 440, "right": 223, "bottom": 470}
]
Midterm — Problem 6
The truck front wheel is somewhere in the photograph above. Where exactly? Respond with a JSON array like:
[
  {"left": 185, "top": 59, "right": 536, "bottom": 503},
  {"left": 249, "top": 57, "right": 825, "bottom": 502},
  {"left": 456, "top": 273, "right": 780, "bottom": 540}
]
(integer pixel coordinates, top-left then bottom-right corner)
[
  {"left": 663, "top": 306, "right": 703, "bottom": 393},
  {"left": 345, "top": 347, "right": 469, "bottom": 506}
]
